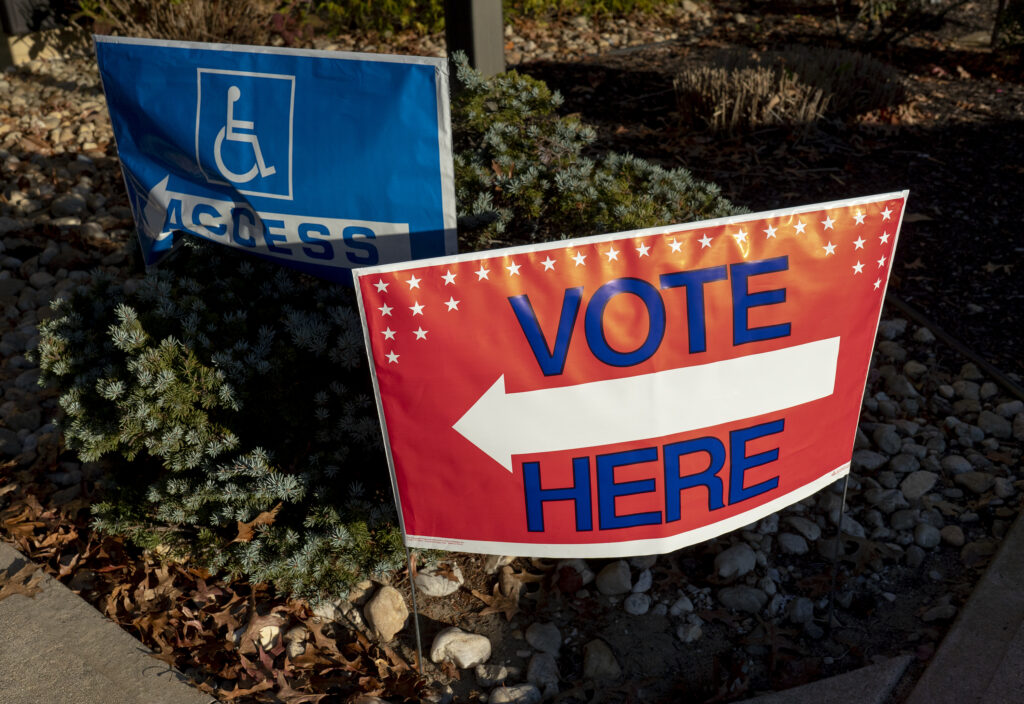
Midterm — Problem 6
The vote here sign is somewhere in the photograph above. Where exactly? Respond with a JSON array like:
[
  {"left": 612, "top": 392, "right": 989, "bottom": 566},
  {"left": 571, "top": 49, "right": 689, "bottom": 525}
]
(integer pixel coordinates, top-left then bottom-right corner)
[
  {"left": 95, "top": 36, "right": 455, "bottom": 284},
  {"left": 355, "top": 192, "right": 908, "bottom": 557}
]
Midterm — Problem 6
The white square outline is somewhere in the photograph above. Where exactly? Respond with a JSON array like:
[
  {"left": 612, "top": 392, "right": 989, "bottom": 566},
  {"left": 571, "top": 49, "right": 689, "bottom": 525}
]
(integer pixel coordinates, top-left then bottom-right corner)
[{"left": 195, "top": 68, "right": 295, "bottom": 201}]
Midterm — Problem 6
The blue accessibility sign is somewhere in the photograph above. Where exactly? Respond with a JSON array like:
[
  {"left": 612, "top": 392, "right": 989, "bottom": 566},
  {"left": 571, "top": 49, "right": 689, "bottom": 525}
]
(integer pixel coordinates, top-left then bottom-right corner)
[{"left": 95, "top": 36, "right": 456, "bottom": 283}]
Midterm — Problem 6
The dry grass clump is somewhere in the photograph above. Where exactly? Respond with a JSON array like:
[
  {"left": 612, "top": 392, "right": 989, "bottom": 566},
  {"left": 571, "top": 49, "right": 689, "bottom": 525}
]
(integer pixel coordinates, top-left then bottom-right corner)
[
  {"left": 78, "top": 0, "right": 276, "bottom": 45},
  {"left": 674, "top": 45, "right": 906, "bottom": 134}
]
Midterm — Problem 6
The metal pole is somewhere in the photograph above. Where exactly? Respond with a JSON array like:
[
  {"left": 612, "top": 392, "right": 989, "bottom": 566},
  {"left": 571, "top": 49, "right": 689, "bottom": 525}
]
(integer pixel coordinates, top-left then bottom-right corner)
[
  {"left": 406, "top": 547, "right": 425, "bottom": 673},
  {"left": 827, "top": 473, "right": 851, "bottom": 633},
  {"left": 444, "top": 0, "right": 506, "bottom": 77}
]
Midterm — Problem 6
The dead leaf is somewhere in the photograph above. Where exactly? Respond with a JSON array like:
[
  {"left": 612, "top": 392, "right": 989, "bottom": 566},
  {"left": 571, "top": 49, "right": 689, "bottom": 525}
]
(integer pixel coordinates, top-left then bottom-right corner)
[
  {"left": 0, "top": 563, "right": 44, "bottom": 602},
  {"left": 472, "top": 582, "right": 520, "bottom": 621},
  {"left": 231, "top": 502, "right": 282, "bottom": 544}
]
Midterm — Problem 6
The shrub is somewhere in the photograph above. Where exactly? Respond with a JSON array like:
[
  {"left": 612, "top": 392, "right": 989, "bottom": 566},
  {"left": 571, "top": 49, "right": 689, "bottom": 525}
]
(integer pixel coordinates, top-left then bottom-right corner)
[
  {"left": 36, "top": 58, "right": 741, "bottom": 601},
  {"left": 674, "top": 46, "right": 905, "bottom": 135}
]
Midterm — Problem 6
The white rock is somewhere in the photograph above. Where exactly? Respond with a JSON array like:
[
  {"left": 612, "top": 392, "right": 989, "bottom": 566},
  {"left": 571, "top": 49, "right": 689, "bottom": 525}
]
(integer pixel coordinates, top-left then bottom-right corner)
[
  {"left": 785, "top": 515, "right": 822, "bottom": 542},
  {"left": 415, "top": 562, "right": 464, "bottom": 597},
  {"left": 527, "top": 652, "right": 559, "bottom": 689},
  {"left": 676, "top": 623, "right": 702, "bottom": 643},
  {"left": 628, "top": 555, "right": 657, "bottom": 569},
  {"left": 714, "top": 543, "right": 756, "bottom": 579},
  {"left": 489, "top": 684, "right": 541, "bottom": 704},
  {"left": 582, "top": 639, "right": 621, "bottom": 681},
  {"left": 257, "top": 625, "right": 281, "bottom": 650},
  {"left": 363, "top": 585, "right": 408, "bottom": 641},
  {"left": 595, "top": 560, "right": 632, "bottom": 595},
  {"left": 623, "top": 593, "right": 650, "bottom": 615},
  {"left": 900, "top": 471, "right": 938, "bottom": 501},
  {"left": 669, "top": 595, "right": 694, "bottom": 616},
  {"left": 476, "top": 663, "right": 517, "bottom": 687},
  {"left": 777, "top": 532, "right": 809, "bottom": 555},
  {"left": 525, "top": 621, "right": 561, "bottom": 655},
  {"left": 631, "top": 568, "right": 652, "bottom": 593},
  {"left": 430, "top": 627, "right": 491, "bottom": 668}
]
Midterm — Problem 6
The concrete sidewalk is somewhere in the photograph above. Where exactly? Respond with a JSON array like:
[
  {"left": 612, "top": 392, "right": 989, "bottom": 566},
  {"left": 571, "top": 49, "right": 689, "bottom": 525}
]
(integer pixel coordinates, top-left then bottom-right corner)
[{"left": 0, "top": 540, "right": 213, "bottom": 704}]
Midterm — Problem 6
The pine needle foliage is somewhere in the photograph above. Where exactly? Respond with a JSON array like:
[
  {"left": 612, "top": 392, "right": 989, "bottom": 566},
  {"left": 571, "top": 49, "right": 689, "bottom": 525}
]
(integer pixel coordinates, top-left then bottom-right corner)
[
  {"left": 37, "top": 59, "right": 740, "bottom": 601},
  {"left": 453, "top": 54, "right": 742, "bottom": 249}
]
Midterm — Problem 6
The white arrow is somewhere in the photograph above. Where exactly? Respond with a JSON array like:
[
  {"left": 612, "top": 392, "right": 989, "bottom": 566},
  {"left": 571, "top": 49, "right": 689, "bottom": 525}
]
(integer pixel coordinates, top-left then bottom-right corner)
[{"left": 453, "top": 337, "right": 841, "bottom": 472}]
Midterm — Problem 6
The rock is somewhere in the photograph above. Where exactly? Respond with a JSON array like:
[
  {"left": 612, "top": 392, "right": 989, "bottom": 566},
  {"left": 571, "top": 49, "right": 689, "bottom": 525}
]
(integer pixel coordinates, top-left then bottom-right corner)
[
  {"left": 257, "top": 625, "right": 281, "bottom": 650},
  {"left": 629, "top": 555, "right": 657, "bottom": 569},
  {"left": 952, "top": 380, "right": 980, "bottom": 400},
  {"left": 352, "top": 697, "right": 389, "bottom": 704},
  {"left": 961, "top": 540, "right": 998, "bottom": 567},
  {"left": 941, "top": 455, "right": 973, "bottom": 475},
  {"left": 556, "top": 558, "right": 594, "bottom": 586},
  {"left": 853, "top": 449, "right": 889, "bottom": 471},
  {"left": 670, "top": 595, "right": 694, "bottom": 616},
  {"left": 714, "top": 543, "right": 756, "bottom": 580},
  {"left": 977, "top": 410, "right": 1012, "bottom": 439},
  {"left": 50, "top": 192, "right": 87, "bottom": 217},
  {"left": 777, "top": 532, "right": 809, "bottom": 555},
  {"left": 900, "top": 471, "right": 938, "bottom": 501},
  {"left": 914, "top": 523, "right": 941, "bottom": 549},
  {"left": 866, "top": 488, "right": 907, "bottom": 513},
  {"left": 676, "top": 623, "right": 702, "bottom": 643},
  {"left": 476, "top": 663, "right": 519, "bottom": 687},
  {"left": 489, "top": 684, "right": 541, "bottom": 704},
  {"left": 877, "top": 318, "right": 907, "bottom": 340},
  {"left": 525, "top": 622, "right": 561, "bottom": 655},
  {"left": 904, "top": 360, "right": 928, "bottom": 378},
  {"left": 785, "top": 516, "right": 822, "bottom": 542},
  {"left": 841, "top": 515, "right": 866, "bottom": 539},
  {"left": 631, "top": 568, "right": 652, "bottom": 593},
  {"left": 954, "top": 471, "right": 995, "bottom": 495},
  {"left": 993, "top": 477, "right": 1015, "bottom": 498},
  {"left": 1015, "top": 413, "right": 1024, "bottom": 442},
  {"left": 0, "top": 428, "right": 20, "bottom": 456},
  {"left": 430, "top": 627, "right": 491, "bottom": 668},
  {"left": 922, "top": 604, "right": 958, "bottom": 622},
  {"left": 905, "top": 545, "right": 926, "bottom": 568},
  {"left": 718, "top": 586, "right": 768, "bottom": 614},
  {"left": 913, "top": 327, "right": 936, "bottom": 343},
  {"left": 623, "top": 593, "right": 651, "bottom": 615},
  {"left": 415, "top": 562, "right": 464, "bottom": 597},
  {"left": 788, "top": 597, "right": 814, "bottom": 625},
  {"left": 872, "top": 426, "right": 902, "bottom": 454},
  {"left": 527, "top": 652, "right": 558, "bottom": 689},
  {"left": 363, "top": 585, "right": 408, "bottom": 642},
  {"left": 582, "top": 639, "right": 621, "bottom": 681},
  {"left": 889, "top": 453, "right": 920, "bottom": 474},
  {"left": 595, "top": 560, "right": 632, "bottom": 595},
  {"left": 940, "top": 525, "right": 965, "bottom": 547},
  {"left": 484, "top": 555, "right": 515, "bottom": 574}
]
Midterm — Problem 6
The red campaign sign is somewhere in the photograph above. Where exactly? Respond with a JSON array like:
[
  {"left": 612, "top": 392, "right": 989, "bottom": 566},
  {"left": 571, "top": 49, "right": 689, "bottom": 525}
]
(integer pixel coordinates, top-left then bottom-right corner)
[{"left": 355, "top": 192, "right": 908, "bottom": 557}]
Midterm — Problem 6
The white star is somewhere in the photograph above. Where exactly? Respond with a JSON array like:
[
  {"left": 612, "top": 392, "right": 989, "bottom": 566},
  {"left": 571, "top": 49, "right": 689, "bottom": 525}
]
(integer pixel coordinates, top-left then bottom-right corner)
[
  {"left": 699, "top": 234, "right": 713, "bottom": 248},
  {"left": 794, "top": 221, "right": 807, "bottom": 235},
  {"left": 378, "top": 303, "right": 393, "bottom": 317},
  {"left": 668, "top": 239, "right": 683, "bottom": 253},
  {"left": 413, "top": 327, "right": 428, "bottom": 340},
  {"left": 374, "top": 279, "right": 389, "bottom": 293},
  {"left": 541, "top": 256, "right": 556, "bottom": 271},
  {"left": 475, "top": 264, "right": 490, "bottom": 280},
  {"left": 409, "top": 301, "right": 424, "bottom": 316},
  {"left": 572, "top": 251, "right": 587, "bottom": 266},
  {"left": 444, "top": 297, "right": 459, "bottom": 311},
  {"left": 385, "top": 351, "right": 399, "bottom": 364},
  {"left": 382, "top": 327, "right": 396, "bottom": 340},
  {"left": 506, "top": 261, "right": 521, "bottom": 276},
  {"left": 877, "top": 255, "right": 887, "bottom": 267},
  {"left": 821, "top": 216, "right": 835, "bottom": 230},
  {"left": 823, "top": 242, "right": 836, "bottom": 256},
  {"left": 853, "top": 237, "right": 866, "bottom": 250},
  {"left": 732, "top": 229, "right": 748, "bottom": 244},
  {"left": 881, "top": 206, "right": 893, "bottom": 221},
  {"left": 879, "top": 231, "right": 891, "bottom": 244},
  {"left": 636, "top": 242, "right": 651, "bottom": 257},
  {"left": 852, "top": 261, "right": 864, "bottom": 274},
  {"left": 406, "top": 275, "right": 421, "bottom": 289},
  {"left": 442, "top": 270, "right": 456, "bottom": 285},
  {"left": 853, "top": 211, "right": 866, "bottom": 225},
  {"left": 605, "top": 246, "right": 620, "bottom": 262},
  {"left": 873, "top": 278, "right": 882, "bottom": 290},
  {"left": 764, "top": 224, "right": 777, "bottom": 239}
]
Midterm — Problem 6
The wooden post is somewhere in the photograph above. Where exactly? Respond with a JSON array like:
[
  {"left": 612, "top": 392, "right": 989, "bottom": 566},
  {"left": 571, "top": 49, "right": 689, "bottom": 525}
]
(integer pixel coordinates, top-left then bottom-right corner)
[{"left": 444, "top": 0, "right": 505, "bottom": 77}]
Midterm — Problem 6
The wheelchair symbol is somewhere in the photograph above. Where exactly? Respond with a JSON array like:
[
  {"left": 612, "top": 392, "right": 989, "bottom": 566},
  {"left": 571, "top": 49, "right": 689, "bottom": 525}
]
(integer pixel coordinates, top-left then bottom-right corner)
[{"left": 213, "top": 85, "right": 277, "bottom": 184}]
